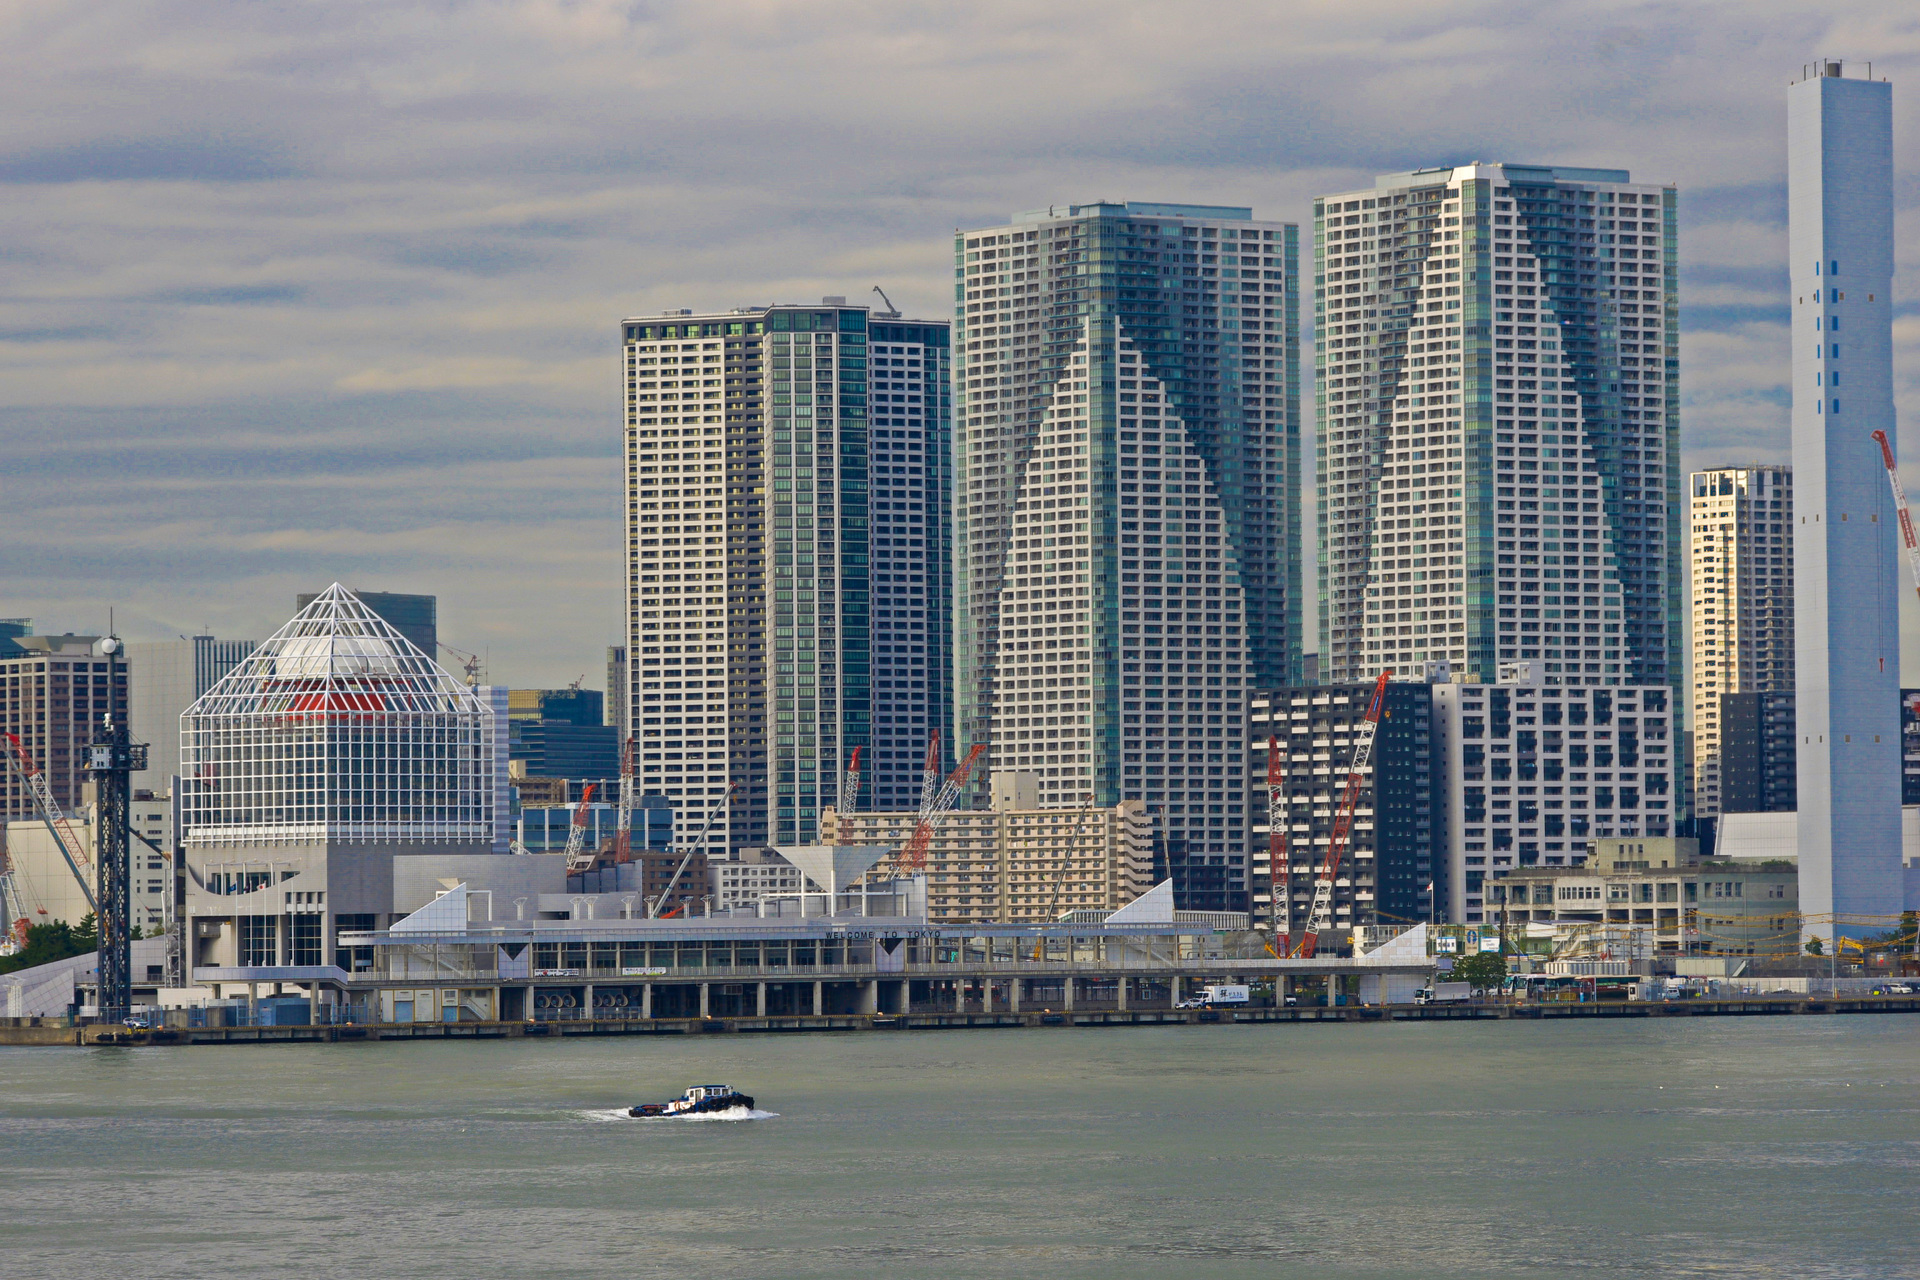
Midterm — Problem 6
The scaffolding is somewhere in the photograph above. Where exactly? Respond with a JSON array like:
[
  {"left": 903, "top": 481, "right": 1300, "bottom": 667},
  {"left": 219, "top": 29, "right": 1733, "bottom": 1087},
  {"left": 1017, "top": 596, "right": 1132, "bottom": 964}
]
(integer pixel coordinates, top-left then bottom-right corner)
[{"left": 179, "top": 584, "right": 496, "bottom": 848}]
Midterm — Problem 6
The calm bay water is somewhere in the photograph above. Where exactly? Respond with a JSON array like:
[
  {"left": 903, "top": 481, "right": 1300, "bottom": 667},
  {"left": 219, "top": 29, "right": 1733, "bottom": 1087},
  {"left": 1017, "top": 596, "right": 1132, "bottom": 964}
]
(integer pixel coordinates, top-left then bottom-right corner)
[{"left": 3, "top": 1018, "right": 1918, "bottom": 1280}]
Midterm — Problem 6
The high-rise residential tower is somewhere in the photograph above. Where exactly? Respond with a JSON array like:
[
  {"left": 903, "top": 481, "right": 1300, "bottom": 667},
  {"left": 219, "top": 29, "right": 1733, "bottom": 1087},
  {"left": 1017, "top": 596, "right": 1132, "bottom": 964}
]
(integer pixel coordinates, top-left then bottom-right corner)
[
  {"left": 1687, "top": 465, "right": 1794, "bottom": 819},
  {"left": 1788, "top": 61, "right": 1902, "bottom": 939},
  {"left": 1314, "top": 165, "right": 1680, "bottom": 693},
  {"left": 621, "top": 301, "right": 952, "bottom": 851},
  {"left": 955, "top": 201, "right": 1302, "bottom": 912}
]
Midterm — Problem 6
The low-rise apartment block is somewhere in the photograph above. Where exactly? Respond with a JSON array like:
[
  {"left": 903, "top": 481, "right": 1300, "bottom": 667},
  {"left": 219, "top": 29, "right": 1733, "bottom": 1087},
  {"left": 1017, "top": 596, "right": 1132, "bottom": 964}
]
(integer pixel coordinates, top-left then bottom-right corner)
[{"left": 825, "top": 772, "right": 1154, "bottom": 924}]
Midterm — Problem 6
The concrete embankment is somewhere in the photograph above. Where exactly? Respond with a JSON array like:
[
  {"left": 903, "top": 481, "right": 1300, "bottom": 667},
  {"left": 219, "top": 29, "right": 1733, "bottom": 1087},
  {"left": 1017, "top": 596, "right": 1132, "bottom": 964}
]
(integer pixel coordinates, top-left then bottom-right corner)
[{"left": 6, "top": 994, "right": 1920, "bottom": 1047}]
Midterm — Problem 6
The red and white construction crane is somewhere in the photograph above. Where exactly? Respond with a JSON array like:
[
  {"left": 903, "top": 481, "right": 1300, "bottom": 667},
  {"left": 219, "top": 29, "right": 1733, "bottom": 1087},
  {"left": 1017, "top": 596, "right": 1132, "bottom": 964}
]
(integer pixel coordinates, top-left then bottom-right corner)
[
  {"left": 1872, "top": 430, "right": 1920, "bottom": 609},
  {"left": 1291, "top": 670, "right": 1391, "bottom": 959},
  {"left": 839, "top": 746, "right": 862, "bottom": 816},
  {"left": 1265, "top": 735, "right": 1288, "bottom": 939},
  {"left": 3, "top": 733, "right": 95, "bottom": 917},
  {"left": 614, "top": 735, "right": 637, "bottom": 864},
  {"left": 897, "top": 745, "right": 986, "bottom": 874},
  {"left": 917, "top": 731, "right": 942, "bottom": 818},
  {"left": 562, "top": 782, "right": 600, "bottom": 873}
]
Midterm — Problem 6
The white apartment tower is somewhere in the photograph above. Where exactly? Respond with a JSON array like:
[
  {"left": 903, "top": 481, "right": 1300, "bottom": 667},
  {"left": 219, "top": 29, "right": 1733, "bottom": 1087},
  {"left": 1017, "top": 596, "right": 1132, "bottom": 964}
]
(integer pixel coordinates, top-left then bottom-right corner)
[
  {"left": 955, "top": 202, "right": 1303, "bottom": 912},
  {"left": 621, "top": 302, "right": 952, "bottom": 851},
  {"left": 1314, "top": 165, "right": 1680, "bottom": 694},
  {"left": 1688, "top": 465, "right": 1794, "bottom": 820},
  {"left": 1788, "top": 61, "right": 1903, "bottom": 939}
]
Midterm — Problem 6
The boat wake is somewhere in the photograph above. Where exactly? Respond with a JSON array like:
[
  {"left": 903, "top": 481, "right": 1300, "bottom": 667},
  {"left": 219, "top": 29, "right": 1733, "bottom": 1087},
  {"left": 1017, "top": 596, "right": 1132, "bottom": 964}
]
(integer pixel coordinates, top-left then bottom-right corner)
[{"left": 578, "top": 1105, "right": 777, "bottom": 1123}]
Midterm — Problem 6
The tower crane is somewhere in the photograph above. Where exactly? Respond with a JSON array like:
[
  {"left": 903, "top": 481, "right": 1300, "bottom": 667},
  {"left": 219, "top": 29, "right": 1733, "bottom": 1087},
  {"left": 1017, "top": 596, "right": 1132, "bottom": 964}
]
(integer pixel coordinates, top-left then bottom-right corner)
[
  {"left": 649, "top": 783, "right": 738, "bottom": 918},
  {"left": 3, "top": 733, "right": 95, "bottom": 916},
  {"left": 839, "top": 746, "right": 862, "bottom": 816},
  {"left": 562, "top": 782, "right": 599, "bottom": 873},
  {"left": 897, "top": 745, "right": 986, "bottom": 873},
  {"left": 436, "top": 642, "right": 483, "bottom": 687},
  {"left": 1291, "top": 670, "right": 1391, "bottom": 959},
  {"left": 1872, "top": 431, "right": 1920, "bottom": 609}
]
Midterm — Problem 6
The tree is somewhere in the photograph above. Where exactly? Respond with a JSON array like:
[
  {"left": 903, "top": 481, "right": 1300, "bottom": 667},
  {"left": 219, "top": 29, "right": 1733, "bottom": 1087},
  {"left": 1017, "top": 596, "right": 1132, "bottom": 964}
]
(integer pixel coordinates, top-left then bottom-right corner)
[
  {"left": 1451, "top": 950, "right": 1508, "bottom": 990},
  {"left": 0, "top": 918, "right": 95, "bottom": 975},
  {"left": 1805, "top": 936, "right": 1825, "bottom": 956}
]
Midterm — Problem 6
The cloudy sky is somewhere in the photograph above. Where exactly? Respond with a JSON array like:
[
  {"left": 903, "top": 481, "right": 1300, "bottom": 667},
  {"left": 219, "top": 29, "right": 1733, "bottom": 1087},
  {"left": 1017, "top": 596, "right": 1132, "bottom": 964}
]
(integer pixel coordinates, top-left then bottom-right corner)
[{"left": 3, "top": 0, "right": 1917, "bottom": 689}]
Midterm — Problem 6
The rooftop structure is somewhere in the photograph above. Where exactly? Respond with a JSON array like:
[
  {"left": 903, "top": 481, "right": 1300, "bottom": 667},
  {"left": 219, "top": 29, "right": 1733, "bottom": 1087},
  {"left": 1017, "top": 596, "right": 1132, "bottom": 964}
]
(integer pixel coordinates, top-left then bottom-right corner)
[{"left": 179, "top": 584, "right": 497, "bottom": 849}]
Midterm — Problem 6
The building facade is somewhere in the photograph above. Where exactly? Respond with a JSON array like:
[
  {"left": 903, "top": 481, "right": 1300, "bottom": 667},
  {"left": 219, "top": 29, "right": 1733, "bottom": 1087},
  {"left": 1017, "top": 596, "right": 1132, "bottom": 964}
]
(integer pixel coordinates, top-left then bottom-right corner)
[
  {"left": 1688, "top": 465, "right": 1794, "bottom": 820},
  {"left": 1313, "top": 164, "right": 1680, "bottom": 692},
  {"left": 1489, "top": 840, "right": 1795, "bottom": 957},
  {"left": 1432, "top": 664, "right": 1677, "bottom": 924},
  {"left": 1789, "top": 61, "right": 1903, "bottom": 938},
  {"left": 954, "top": 200, "right": 1302, "bottom": 910},
  {"left": 826, "top": 773, "right": 1154, "bottom": 925},
  {"left": 621, "top": 302, "right": 951, "bottom": 854},
  {"left": 127, "top": 636, "right": 256, "bottom": 795},
  {"left": 709, "top": 847, "right": 807, "bottom": 909},
  {"left": 606, "top": 645, "right": 629, "bottom": 741},
  {"left": 1, "top": 796, "right": 172, "bottom": 933},
  {"left": 1247, "top": 677, "right": 1446, "bottom": 938},
  {"left": 179, "top": 586, "right": 500, "bottom": 977},
  {"left": 1719, "top": 690, "right": 1798, "bottom": 817},
  {"left": 1, "top": 633, "right": 128, "bottom": 823}
]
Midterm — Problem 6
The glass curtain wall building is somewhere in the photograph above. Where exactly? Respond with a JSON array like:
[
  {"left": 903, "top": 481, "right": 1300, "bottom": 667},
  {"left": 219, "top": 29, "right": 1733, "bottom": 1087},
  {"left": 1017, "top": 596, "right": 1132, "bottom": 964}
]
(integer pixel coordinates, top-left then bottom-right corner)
[
  {"left": 1314, "top": 164, "right": 1681, "bottom": 694},
  {"left": 621, "top": 302, "right": 951, "bottom": 851},
  {"left": 179, "top": 584, "right": 496, "bottom": 847},
  {"left": 955, "top": 201, "right": 1301, "bottom": 911}
]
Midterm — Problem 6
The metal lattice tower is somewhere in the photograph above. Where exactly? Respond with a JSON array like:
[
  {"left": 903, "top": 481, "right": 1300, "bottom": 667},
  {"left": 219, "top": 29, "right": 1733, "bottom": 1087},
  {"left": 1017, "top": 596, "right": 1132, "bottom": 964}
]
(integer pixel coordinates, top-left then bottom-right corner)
[
  {"left": 179, "top": 584, "right": 496, "bottom": 849},
  {"left": 86, "top": 709, "right": 146, "bottom": 1019}
]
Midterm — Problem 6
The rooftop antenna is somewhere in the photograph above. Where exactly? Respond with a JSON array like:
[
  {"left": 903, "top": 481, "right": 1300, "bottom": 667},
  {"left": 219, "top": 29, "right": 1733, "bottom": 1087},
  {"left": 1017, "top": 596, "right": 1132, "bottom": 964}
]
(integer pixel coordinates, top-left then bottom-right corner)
[{"left": 871, "top": 286, "right": 901, "bottom": 318}]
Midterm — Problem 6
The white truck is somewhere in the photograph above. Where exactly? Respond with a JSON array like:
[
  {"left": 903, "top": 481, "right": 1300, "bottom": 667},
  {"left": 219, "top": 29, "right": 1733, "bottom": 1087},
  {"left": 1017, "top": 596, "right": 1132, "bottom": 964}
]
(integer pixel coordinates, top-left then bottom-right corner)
[
  {"left": 1177, "top": 984, "right": 1250, "bottom": 1009},
  {"left": 1415, "top": 981, "right": 1473, "bottom": 1005}
]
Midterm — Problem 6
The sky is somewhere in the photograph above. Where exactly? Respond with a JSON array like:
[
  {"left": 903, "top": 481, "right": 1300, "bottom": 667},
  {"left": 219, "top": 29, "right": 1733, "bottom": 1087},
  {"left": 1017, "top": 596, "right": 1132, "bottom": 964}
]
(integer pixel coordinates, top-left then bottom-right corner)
[{"left": 3, "top": 0, "right": 1918, "bottom": 690}]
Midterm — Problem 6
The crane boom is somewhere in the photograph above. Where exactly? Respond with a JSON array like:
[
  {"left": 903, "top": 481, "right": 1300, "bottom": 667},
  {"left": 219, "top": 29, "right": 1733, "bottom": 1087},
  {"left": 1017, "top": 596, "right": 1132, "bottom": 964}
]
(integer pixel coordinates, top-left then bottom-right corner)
[
  {"left": 839, "top": 746, "right": 862, "bottom": 816},
  {"left": 1293, "top": 670, "right": 1391, "bottom": 959},
  {"left": 1266, "top": 735, "right": 1288, "bottom": 935},
  {"left": 1872, "top": 431, "right": 1920, "bottom": 605},
  {"left": 898, "top": 745, "right": 985, "bottom": 873},
  {"left": 562, "top": 782, "right": 599, "bottom": 872},
  {"left": 1033, "top": 792, "right": 1097, "bottom": 953},
  {"left": 3, "top": 733, "right": 96, "bottom": 915},
  {"left": 917, "top": 731, "right": 942, "bottom": 821},
  {"left": 649, "top": 783, "right": 737, "bottom": 917},
  {"left": 615, "top": 735, "right": 637, "bottom": 863}
]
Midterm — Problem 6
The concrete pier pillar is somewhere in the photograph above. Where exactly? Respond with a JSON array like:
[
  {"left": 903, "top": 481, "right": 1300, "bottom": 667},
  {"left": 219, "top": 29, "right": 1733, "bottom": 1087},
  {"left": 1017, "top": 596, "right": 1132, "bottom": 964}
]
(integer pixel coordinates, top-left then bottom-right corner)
[
  {"left": 756, "top": 983, "right": 767, "bottom": 1017},
  {"left": 983, "top": 980, "right": 993, "bottom": 1013},
  {"left": 859, "top": 980, "right": 879, "bottom": 1015},
  {"left": 1170, "top": 975, "right": 1182, "bottom": 1007},
  {"left": 641, "top": 984, "right": 653, "bottom": 1019},
  {"left": 1117, "top": 976, "right": 1129, "bottom": 1011},
  {"left": 1063, "top": 975, "right": 1075, "bottom": 1011},
  {"left": 582, "top": 984, "right": 595, "bottom": 1021},
  {"left": 1010, "top": 978, "right": 1022, "bottom": 1013},
  {"left": 812, "top": 980, "right": 824, "bottom": 1016},
  {"left": 699, "top": 983, "right": 710, "bottom": 1018}
]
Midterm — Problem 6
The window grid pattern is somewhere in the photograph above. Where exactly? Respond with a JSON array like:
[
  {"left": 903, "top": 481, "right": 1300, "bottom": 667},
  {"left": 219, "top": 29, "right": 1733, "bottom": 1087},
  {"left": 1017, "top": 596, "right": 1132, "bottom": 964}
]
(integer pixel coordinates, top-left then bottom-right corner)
[{"left": 180, "top": 584, "right": 496, "bottom": 848}]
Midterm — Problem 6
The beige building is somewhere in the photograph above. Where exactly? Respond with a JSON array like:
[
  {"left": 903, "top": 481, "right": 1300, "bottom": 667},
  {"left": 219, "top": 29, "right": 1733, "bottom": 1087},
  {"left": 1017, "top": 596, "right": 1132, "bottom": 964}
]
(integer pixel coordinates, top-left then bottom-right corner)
[
  {"left": 823, "top": 772, "right": 1154, "bottom": 924},
  {"left": 2, "top": 796, "right": 173, "bottom": 934},
  {"left": 2, "top": 633, "right": 129, "bottom": 823},
  {"left": 710, "top": 847, "right": 806, "bottom": 909},
  {"left": 1689, "top": 466, "right": 1794, "bottom": 819},
  {"left": 1487, "top": 837, "right": 1799, "bottom": 956}
]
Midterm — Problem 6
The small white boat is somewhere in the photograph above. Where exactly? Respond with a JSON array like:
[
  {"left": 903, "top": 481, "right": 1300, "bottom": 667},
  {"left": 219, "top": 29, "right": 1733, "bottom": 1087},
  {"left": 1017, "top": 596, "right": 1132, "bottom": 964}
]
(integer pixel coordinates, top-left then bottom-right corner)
[{"left": 627, "top": 1083, "right": 755, "bottom": 1118}]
